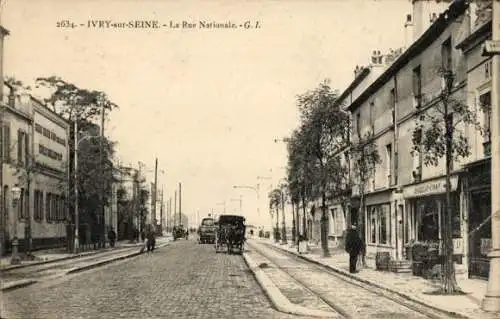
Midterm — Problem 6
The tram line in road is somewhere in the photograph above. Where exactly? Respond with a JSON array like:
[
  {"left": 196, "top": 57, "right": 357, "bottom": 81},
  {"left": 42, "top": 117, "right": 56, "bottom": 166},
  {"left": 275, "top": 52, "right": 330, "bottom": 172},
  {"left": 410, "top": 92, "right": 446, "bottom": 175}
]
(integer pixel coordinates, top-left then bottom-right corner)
[{"left": 248, "top": 240, "right": 459, "bottom": 319}]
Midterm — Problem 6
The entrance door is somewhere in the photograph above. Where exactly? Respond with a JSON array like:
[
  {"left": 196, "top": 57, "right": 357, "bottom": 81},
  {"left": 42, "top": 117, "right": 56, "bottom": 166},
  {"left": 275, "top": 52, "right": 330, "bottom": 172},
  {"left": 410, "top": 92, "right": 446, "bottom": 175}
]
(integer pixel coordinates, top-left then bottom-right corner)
[{"left": 469, "top": 191, "right": 491, "bottom": 279}]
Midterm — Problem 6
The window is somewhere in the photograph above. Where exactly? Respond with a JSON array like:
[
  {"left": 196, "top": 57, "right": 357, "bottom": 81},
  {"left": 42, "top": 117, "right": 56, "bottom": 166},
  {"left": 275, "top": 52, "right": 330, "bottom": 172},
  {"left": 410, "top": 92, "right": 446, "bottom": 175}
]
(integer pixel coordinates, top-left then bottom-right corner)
[
  {"left": 42, "top": 128, "right": 50, "bottom": 138},
  {"left": 18, "top": 188, "right": 25, "bottom": 220},
  {"left": 390, "top": 88, "right": 396, "bottom": 125},
  {"left": 369, "top": 102, "right": 375, "bottom": 132},
  {"left": 441, "top": 37, "right": 452, "bottom": 71},
  {"left": 35, "top": 124, "right": 42, "bottom": 134},
  {"left": 485, "top": 60, "right": 492, "bottom": 80},
  {"left": 413, "top": 128, "right": 423, "bottom": 179},
  {"left": 480, "top": 92, "right": 492, "bottom": 141},
  {"left": 17, "top": 130, "right": 25, "bottom": 166},
  {"left": 45, "top": 193, "right": 51, "bottom": 221},
  {"left": 386, "top": 144, "right": 392, "bottom": 186},
  {"left": 34, "top": 190, "right": 43, "bottom": 221},
  {"left": 201, "top": 218, "right": 214, "bottom": 226},
  {"left": 367, "top": 203, "right": 391, "bottom": 245},
  {"left": 356, "top": 112, "right": 361, "bottom": 137},
  {"left": 412, "top": 66, "right": 422, "bottom": 108}
]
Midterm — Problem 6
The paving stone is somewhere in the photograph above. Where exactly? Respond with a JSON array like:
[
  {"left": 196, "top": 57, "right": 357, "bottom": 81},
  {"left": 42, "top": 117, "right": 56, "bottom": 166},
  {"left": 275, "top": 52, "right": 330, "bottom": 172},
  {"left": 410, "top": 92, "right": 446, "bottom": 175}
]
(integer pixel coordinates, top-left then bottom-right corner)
[{"left": 1, "top": 239, "right": 303, "bottom": 319}]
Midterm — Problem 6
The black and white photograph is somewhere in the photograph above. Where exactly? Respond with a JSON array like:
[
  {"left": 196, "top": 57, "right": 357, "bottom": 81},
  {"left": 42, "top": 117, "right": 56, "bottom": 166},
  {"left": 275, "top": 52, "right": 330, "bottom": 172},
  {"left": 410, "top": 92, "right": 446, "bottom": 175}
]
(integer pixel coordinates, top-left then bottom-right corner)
[{"left": 0, "top": 0, "right": 499, "bottom": 318}]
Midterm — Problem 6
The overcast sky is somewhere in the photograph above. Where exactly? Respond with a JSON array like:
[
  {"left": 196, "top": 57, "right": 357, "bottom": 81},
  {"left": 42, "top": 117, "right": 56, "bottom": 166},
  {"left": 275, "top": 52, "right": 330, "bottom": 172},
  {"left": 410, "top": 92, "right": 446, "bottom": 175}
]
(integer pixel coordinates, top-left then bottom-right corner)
[{"left": 2, "top": 0, "right": 410, "bottom": 228}]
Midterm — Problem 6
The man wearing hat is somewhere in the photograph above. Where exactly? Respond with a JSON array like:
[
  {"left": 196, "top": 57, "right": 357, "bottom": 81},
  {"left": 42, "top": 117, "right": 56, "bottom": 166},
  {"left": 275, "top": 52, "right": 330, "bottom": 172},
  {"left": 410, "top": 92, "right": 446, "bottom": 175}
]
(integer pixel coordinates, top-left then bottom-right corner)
[{"left": 345, "top": 224, "right": 363, "bottom": 273}]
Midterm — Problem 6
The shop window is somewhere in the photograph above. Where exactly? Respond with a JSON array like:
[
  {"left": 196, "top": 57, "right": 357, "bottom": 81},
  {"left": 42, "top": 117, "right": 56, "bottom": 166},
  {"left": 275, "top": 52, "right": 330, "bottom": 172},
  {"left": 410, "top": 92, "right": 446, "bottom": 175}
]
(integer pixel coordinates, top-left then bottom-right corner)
[
  {"left": 417, "top": 199, "right": 439, "bottom": 241},
  {"left": 367, "top": 204, "right": 391, "bottom": 245}
]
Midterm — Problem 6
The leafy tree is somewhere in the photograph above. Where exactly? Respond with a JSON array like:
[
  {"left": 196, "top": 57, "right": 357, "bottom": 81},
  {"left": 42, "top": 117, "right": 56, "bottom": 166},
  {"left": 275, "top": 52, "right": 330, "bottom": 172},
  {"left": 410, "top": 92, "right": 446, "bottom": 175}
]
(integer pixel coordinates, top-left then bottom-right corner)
[
  {"left": 269, "top": 188, "right": 282, "bottom": 242},
  {"left": 294, "top": 79, "right": 350, "bottom": 257},
  {"left": 35, "top": 76, "right": 119, "bottom": 246},
  {"left": 410, "top": 69, "right": 482, "bottom": 294},
  {"left": 350, "top": 131, "right": 381, "bottom": 266}
]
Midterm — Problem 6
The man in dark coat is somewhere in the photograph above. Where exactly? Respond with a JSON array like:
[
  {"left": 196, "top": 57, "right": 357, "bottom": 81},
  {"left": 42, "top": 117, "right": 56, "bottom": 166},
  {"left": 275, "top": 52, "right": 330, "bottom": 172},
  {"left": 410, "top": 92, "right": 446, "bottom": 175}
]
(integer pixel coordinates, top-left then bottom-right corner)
[{"left": 345, "top": 225, "right": 363, "bottom": 273}]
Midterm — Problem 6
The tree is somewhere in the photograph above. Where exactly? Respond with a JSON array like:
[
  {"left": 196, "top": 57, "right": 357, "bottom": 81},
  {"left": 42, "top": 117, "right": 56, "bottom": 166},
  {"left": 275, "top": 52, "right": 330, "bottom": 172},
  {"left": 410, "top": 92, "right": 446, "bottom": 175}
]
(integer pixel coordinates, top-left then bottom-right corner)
[
  {"left": 294, "top": 79, "right": 350, "bottom": 257},
  {"left": 35, "top": 76, "right": 119, "bottom": 247},
  {"left": 269, "top": 188, "right": 282, "bottom": 242},
  {"left": 350, "top": 131, "right": 381, "bottom": 267},
  {"left": 411, "top": 68, "right": 483, "bottom": 294}
]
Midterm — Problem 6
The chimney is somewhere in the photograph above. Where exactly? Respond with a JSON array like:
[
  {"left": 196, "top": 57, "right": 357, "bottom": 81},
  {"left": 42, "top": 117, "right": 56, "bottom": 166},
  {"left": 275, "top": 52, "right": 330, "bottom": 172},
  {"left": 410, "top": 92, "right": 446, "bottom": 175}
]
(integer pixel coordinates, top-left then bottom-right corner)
[
  {"left": 404, "top": 14, "right": 414, "bottom": 48},
  {"left": 412, "top": 0, "right": 452, "bottom": 42}
]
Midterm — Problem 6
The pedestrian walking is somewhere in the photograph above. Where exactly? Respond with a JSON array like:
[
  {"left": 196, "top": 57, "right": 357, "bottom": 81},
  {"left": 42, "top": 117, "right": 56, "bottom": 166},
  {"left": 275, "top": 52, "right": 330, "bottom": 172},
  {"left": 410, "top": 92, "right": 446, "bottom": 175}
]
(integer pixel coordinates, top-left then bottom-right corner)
[
  {"left": 108, "top": 227, "right": 116, "bottom": 247},
  {"left": 345, "top": 224, "right": 363, "bottom": 273}
]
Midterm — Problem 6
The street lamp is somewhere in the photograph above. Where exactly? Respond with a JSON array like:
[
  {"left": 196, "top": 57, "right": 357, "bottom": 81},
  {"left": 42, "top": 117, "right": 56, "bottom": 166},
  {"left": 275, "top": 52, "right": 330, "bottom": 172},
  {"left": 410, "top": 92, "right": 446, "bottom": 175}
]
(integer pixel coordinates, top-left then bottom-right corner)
[{"left": 10, "top": 186, "right": 22, "bottom": 265}]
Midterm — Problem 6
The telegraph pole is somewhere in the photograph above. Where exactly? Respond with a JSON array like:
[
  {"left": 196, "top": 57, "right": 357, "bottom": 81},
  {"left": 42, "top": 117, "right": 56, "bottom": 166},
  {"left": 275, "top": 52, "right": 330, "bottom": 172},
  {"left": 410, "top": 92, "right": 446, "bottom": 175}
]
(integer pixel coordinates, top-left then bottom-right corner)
[
  {"left": 169, "top": 197, "right": 172, "bottom": 231},
  {"left": 99, "top": 97, "right": 105, "bottom": 248},
  {"left": 174, "top": 190, "right": 177, "bottom": 226},
  {"left": 152, "top": 157, "right": 158, "bottom": 227},
  {"left": 179, "top": 182, "right": 182, "bottom": 225},
  {"left": 482, "top": 0, "right": 500, "bottom": 313},
  {"left": 160, "top": 185, "right": 164, "bottom": 232}
]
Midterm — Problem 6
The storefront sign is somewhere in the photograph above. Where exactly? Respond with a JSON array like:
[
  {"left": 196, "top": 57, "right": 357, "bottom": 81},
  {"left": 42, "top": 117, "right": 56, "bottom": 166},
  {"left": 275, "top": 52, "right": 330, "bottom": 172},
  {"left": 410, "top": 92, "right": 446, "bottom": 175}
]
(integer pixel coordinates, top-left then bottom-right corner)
[{"left": 403, "top": 176, "right": 459, "bottom": 198}]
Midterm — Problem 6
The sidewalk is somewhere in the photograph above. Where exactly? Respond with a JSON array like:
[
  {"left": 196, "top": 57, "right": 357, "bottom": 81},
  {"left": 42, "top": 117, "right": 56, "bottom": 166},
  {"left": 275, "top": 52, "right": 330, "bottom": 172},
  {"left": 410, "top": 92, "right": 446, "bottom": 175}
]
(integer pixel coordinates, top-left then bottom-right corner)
[
  {"left": 1, "top": 239, "right": 144, "bottom": 271},
  {"left": 256, "top": 238, "right": 498, "bottom": 319}
]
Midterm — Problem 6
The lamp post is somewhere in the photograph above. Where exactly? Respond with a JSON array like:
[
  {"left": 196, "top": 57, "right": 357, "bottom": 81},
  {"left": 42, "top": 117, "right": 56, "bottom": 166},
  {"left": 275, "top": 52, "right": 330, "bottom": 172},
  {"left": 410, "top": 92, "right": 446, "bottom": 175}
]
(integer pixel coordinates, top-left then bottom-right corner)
[
  {"left": 10, "top": 186, "right": 22, "bottom": 265},
  {"left": 233, "top": 185, "right": 259, "bottom": 222}
]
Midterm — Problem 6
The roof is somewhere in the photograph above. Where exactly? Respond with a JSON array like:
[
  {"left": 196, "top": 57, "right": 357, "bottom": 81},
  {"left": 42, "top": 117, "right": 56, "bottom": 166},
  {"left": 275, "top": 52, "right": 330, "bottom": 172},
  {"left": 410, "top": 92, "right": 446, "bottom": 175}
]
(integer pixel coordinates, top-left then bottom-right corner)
[
  {"left": 335, "top": 67, "right": 371, "bottom": 107},
  {"left": 0, "top": 25, "right": 9, "bottom": 36},
  {"left": 217, "top": 214, "right": 245, "bottom": 224},
  {"left": 346, "top": 0, "right": 468, "bottom": 112},
  {"left": 455, "top": 20, "right": 492, "bottom": 52}
]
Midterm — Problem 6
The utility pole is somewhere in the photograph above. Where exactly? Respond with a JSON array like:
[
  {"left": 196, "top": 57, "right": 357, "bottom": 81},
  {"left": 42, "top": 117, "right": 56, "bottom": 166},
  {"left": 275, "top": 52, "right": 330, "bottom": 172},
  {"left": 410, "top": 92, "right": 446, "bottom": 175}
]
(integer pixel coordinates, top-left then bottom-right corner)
[
  {"left": 179, "top": 182, "right": 182, "bottom": 225},
  {"left": 169, "top": 197, "right": 172, "bottom": 231},
  {"left": 174, "top": 190, "right": 177, "bottom": 226},
  {"left": 482, "top": 0, "right": 500, "bottom": 313},
  {"left": 99, "top": 98, "right": 105, "bottom": 248},
  {"left": 160, "top": 185, "right": 164, "bottom": 232},
  {"left": 152, "top": 157, "right": 158, "bottom": 227}
]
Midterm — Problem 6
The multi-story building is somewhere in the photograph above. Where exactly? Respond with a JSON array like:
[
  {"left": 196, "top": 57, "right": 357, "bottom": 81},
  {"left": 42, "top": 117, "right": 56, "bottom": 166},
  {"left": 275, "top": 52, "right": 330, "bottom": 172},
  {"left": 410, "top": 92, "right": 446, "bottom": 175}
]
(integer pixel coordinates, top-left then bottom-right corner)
[
  {"left": 1, "top": 82, "right": 70, "bottom": 255},
  {"left": 338, "top": 0, "right": 494, "bottom": 280},
  {"left": 455, "top": 0, "right": 493, "bottom": 280}
]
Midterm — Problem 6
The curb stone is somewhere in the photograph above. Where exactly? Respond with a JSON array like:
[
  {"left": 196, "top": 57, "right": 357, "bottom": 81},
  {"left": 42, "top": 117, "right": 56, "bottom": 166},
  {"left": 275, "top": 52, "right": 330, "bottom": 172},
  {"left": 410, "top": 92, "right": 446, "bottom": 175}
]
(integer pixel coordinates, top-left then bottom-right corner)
[
  {"left": 65, "top": 242, "right": 170, "bottom": 275},
  {"left": 0, "top": 245, "right": 141, "bottom": 273},
  {"left": 1, "top": 279, "right": 38, "bottom": 292},
  {"left": 263, "top": 241, "right": 472, "bottom": 319},
  {"left": 1, "top": 242, "right": 170, "bottom": 292},
  {"left": 242, "top": 251, "right": 340, "bottom": 318}
]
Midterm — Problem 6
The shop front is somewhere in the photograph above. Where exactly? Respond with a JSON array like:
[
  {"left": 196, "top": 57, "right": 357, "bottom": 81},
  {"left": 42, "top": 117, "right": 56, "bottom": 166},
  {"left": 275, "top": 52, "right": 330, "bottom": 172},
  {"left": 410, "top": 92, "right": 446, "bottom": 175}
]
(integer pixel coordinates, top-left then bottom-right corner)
[
  {"left": 464, "top": 158, "right": 491, "bottom": 280},
  {"left": 402, "top": 175, "right": 464, "bottom": 276},
  {"left": 363, "top": 189, "right": 396, "bottom": 259}
]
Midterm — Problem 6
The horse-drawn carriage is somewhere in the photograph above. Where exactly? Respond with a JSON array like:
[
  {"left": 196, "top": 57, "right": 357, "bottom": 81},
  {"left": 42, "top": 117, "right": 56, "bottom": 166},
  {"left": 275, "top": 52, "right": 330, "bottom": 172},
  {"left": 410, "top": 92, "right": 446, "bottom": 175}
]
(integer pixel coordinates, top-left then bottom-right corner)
[
  {"left": 173, "top": 225, "right": 188, "bottom": 241},
  {"left": 214, "top": 215, "right": 246, "bottom": 254}
]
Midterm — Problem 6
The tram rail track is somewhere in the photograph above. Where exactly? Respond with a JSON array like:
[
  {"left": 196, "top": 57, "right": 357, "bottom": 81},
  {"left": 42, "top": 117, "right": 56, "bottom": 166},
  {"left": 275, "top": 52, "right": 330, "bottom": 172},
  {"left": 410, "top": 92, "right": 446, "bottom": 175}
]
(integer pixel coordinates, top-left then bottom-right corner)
[{"left": 248, "top": 240, "right": 461, "bottom": 319}]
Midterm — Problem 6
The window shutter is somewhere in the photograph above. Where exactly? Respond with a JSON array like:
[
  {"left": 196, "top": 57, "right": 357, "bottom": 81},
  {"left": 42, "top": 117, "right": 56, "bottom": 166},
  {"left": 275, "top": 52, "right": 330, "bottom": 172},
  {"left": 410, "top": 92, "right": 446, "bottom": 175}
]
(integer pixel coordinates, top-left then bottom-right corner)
[
  {"left": 17, "top": 130, "right": 23, "bottom": 165},
  {"left": 25, "top": 132, "right": 29, "bottom": 167},
  {"left": 3, "top": 124, "right": 10, "bottom": 163}
]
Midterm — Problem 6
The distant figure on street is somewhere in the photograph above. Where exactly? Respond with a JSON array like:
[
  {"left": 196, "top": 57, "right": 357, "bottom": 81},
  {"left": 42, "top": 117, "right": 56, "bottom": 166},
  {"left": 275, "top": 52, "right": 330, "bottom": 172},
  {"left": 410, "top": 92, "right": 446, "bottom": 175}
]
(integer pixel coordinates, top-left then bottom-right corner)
[
  {"left": 147, "top": 226, "right": 156, "bottom": 252},
  {"left": 345, "top": 224, "right": 363, "bottom": 273},
  {"left": 108, "top": 227, "right": 116, "bottom": 247}
]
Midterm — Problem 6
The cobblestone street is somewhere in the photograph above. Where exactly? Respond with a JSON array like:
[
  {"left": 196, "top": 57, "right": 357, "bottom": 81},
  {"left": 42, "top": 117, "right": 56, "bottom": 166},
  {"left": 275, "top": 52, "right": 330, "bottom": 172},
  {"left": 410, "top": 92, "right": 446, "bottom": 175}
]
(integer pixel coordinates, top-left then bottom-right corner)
[{"left": 1, "top": 239, "right": 302, "bottom": 319}]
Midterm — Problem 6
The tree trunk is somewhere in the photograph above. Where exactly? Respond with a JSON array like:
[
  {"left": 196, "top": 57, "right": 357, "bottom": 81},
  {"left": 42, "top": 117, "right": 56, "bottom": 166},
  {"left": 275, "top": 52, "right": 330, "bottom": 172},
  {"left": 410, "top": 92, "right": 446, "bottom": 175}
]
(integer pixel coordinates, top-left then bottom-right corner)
[
  {"left": 295, "top": 202, "right": 300, "bottom": 245},
  {"left": 358, "top": 190, "right": 367, "bottom": 267},
  {"left": 320, "top": 192, "right": 330, "bottom": 257},
  {"left": 302, "top": 192, "right": 307, "bottom": 239},
  {"left": 442, "top": 109, "right": 460, "bottom": 294},
  {"left": 291, "top": 203, "right": 296, "bottom": 244}
]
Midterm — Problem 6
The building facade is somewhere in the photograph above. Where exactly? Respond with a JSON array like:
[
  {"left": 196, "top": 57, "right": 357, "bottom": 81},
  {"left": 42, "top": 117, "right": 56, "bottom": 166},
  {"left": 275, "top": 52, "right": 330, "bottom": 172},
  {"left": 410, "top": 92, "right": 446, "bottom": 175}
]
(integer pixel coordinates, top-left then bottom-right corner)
[
  {"left": 332, "top": 0, "right": 493, "bottom": 280},
  {"left": 1, "top": 83, "right": 70, "bottom": 255}
]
